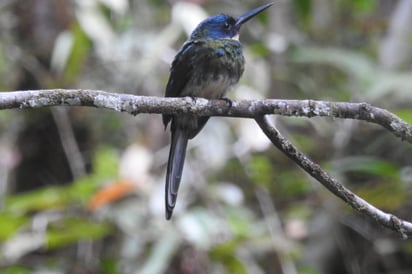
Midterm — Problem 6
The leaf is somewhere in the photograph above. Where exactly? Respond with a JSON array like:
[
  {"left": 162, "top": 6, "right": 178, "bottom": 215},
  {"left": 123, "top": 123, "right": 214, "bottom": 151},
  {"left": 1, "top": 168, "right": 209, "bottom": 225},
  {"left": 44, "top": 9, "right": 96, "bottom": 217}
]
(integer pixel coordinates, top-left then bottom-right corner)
[
  {"left": 356, "top": 182, "right": 407, "bottom": 210},
  {"left": 248, "top": 155, "right": 310, "bottom": 197},
  {"left": 0, "top": 266, "right": 30, "bottom": 274},
  {"left": 210, "top": 241, "right": 248, "bottom": 274},
  {"left": 226, "top": 208, "right": 254, "bottom": 238},
  {"left": 93, "top": 147, "right": 119, "bottom": 179},
  {"left": 101, "top": 258, "right": 121, "bottom": 274},
  {"left": 87, "top": 179, "right": 136, "bottom": 211},
  {"left": 393, "top": 109, "right": 412, "bottom": 124},
  {"left": 298, "top": 267, "right": 321, "bottom": 274},
  {"left": 0, "top": 213, "right": 28, "bottom": 241},
  {"left": 292, "top": 0, "right": 311, "bottom": 24},
  {"left": 277, "top": 171, "right": 310, "bottom": 197},
  {"left": 67, "top": 147, "right": 120, "bottom": 203},
  {"left": 46, "top": 217, "right": 112, "bottom": 249},
  {"left": 332, "top": 157, "right": 406, "bottom": 210},
  {"left": 331, "top": 156, "right": 400, "bottom": 180},
  {"left": 249, "top": 42, "right": 270, "bottom": 57},
  {"left": 4, "top": 147, "right": 119, "bottom": 214},
  {"left": 352, "top": 0, "right": 376, "bottom": 13},
  {"left": 248, "top": 155, "right": 274, "bottom": 188},
  {"left": 63, "top": 23, "right": 91, "bottom": 82},
  {"left": 5, "top": 187, "right": 73, "bottom": 214}
]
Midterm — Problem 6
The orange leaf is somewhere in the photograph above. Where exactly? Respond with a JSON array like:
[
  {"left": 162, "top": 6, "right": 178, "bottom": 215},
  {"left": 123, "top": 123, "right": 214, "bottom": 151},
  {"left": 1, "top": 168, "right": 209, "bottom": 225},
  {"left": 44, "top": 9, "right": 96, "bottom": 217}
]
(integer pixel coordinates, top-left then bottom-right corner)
[{"left": 87, "top": 180, "right": 136, "bottom": 211}]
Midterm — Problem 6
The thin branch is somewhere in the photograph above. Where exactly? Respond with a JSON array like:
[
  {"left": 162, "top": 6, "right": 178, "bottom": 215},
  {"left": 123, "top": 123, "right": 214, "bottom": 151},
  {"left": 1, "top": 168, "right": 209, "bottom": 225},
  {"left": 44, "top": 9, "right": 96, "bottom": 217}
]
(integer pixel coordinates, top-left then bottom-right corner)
[
  {"left": 2, "top": 89, "right": 412, "bottom": 235},
  {"left": 51, "top": 108, "right": 87, "bottom": 179},
  {"left": 1, "top": 89, "right": 411, "bottom": 143},
  {"left": 255, "top": 187, "right": 298, "bottom": 274},
  {"left": 255, "top": 115, "right": 412, "bottom": 238}
]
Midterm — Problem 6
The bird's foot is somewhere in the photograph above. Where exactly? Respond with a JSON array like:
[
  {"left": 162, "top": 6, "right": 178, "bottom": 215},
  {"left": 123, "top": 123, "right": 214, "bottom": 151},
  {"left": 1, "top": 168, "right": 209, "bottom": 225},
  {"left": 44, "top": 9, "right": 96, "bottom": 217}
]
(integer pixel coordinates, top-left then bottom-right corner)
[
  {"left": 189, "top": 96, "right": 197, "bottom": 103},
  {"left": 221, "top": 97, "right": 233, "bottom": 109}
]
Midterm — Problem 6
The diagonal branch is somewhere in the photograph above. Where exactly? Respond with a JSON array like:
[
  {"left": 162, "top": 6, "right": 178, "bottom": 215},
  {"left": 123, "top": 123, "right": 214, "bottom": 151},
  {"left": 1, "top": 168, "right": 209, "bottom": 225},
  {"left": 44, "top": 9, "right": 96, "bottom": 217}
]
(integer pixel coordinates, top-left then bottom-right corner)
[
  {"left": 1, "top": 89, "right": 411, "bottom": 143},
  {"left": 2, "top": 89, "right": 412, "bottom": 235},
  {"left": 255, "top": 115, "right": 412, "bottom": 238}
]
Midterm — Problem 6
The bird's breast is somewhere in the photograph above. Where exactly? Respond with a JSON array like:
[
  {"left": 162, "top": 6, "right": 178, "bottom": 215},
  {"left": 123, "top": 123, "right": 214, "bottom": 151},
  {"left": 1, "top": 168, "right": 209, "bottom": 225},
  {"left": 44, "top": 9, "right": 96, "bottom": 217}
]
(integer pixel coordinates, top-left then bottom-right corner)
[
  {"left": 181, "top": 39, "right": 245, "bottom": 99},
  {"left": 185, "top": 74, "right": 235, "bottom": 98}
]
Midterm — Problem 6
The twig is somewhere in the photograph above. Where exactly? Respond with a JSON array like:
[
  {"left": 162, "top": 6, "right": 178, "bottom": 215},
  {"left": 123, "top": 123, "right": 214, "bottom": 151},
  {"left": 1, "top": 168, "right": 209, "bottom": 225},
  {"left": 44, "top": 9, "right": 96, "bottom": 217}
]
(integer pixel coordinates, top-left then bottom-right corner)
[
  {"left": 255, "top": 187, "right": 298, "bottom": 274},
  {"left": 1, "top": 89, "right": 411, "bottom": 143},
  {"left": 255, "top": 115, "right": 411, "bottom": 238},
  {"left": 51, "top": 108, "right": 87, "bottom": 179},
  {"left": 2, "top": 89, "right": 412, "bottom": 235}
]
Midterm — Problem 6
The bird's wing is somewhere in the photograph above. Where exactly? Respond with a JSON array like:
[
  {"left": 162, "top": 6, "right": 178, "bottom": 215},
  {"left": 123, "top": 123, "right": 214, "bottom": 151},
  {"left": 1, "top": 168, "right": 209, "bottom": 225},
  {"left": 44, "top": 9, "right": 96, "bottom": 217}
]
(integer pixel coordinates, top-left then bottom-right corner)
[
  {"left": 162, "top": 39, "right": 236, "bottom": 129},
  {"left": 164, "top": 41, "right": 197, "bottom": 98},
  {"left": 165, "top": 39, "right": 240, "bottom": 98},
  {"left": 163, "top": 41, "right": 195, "bottom": 128}
]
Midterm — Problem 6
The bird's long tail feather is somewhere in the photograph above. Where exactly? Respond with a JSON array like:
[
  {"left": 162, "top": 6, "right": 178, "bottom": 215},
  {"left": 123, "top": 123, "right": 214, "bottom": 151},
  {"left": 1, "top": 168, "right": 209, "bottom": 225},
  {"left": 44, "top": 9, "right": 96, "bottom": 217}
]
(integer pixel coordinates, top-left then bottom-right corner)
[{"left": 165, "top": 129, "right": 188, "bottom": 220}]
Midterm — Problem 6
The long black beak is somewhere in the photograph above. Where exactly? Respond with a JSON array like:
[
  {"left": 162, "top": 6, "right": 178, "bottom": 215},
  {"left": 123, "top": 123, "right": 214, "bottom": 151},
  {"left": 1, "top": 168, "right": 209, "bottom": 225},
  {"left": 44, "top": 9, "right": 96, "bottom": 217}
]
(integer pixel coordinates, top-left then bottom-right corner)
[{"left": 234, "top": 3, "right": 273, "bottom": 29}]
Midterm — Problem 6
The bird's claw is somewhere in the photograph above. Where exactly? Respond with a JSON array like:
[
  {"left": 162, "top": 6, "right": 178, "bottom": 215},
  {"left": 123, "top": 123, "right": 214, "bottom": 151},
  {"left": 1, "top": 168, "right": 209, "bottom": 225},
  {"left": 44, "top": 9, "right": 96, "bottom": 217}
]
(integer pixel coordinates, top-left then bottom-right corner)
[
  {"left": 189, "top": 96, "right": 197, "bottom": 103},
  {"left": 221, "top": 97, "right": 233, "bottom": 109}
]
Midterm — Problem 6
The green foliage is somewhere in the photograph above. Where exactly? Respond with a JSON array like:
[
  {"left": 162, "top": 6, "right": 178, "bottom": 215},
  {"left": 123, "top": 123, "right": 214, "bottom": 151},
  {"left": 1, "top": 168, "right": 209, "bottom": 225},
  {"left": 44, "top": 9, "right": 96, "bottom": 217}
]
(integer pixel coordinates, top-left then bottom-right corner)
[
  {"left": 276, "top": 171, "right": 310, "bottom": 197},
  {"left": 0, "top": 147, "right": 118, "bottom": 251},
  {"left": 0, "top": 213, "right": 28, "bottom": 241},
  {"left": 334, "top": 156, "right": 400, "bottom": 180},
  {"left": 403, "top": 242, "right": 412, "bottom": 255},
  {"left": 100, "top": 258, "right": 120, "bottom": 274},
  {"left": 356, "top": 182, "right": 408, "bottom": 210},
  {"left": 0, "top": 47, "right": 6, "bottom": 90},
  {"left": 343, "top": 0, "right": 376, "bottom": 13},
  {"left": 248, "top": 155, "right": 310, "bottom": 197},
  {"left": 47, "top": 217, "right": 112, "bottom": 249},
  {"left": 0, "top": 266, "right": 31, "bottom": 274},
  {"left": 394, "top": 109, "right": 412, "bottom": 124},
  {"left": 285, "top": 203, "right": 313, "bottom": 220},
  {"left": 210, "top": 241, "right": 248, "bottom": 274},
  {"left": 225, "top": 207, "right": 254, "bottom": 238},
  {"left": 63, "top": 23, "right": 92, "bottom": 83},
  {"left": 249, "top": 42, "right": 270, "bottom": 58},
  {"left": 5, "top": 187, "right": 70, "bottom": 214},
  {"left": 93, "top": 147, "right": 119, "bottom": 178},
  {"left": 248, "top": 155, "right": 274, "bottom": 188},
  {"left": 4, "top": 147, "right": 118, "bottom": 215},
  {"left": 292, "top": 0, "right": 311, "bottom": 26},
  {"left": 290, "top": 132, "right": 317, "bottom": 154},
  {"left": 298, "top": 267, "right": 321, "bottom": 274},
  {"left": 332, "top": 156, "right": 407, "bottom": 210}
]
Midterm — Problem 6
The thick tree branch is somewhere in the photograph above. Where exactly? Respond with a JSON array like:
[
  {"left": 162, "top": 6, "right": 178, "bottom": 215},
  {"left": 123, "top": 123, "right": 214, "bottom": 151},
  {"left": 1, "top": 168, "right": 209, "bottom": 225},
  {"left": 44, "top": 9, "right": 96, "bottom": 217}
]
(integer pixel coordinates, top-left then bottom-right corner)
[
  {"left": 255, "top": 115, "right": 412, "bottom": 238},
  {"left": 1, "top": 89, "right": 412, "bottom": 143},
  {"left": 2, "top": 89, "right": 412, "bottom": 236}
]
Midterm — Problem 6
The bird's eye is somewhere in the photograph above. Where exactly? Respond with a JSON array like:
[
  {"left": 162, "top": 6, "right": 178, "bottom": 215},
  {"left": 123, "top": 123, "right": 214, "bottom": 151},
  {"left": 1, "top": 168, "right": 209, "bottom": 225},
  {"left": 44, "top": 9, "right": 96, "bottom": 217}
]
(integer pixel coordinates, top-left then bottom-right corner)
[{"left": 224, "top": 22, "right": 230, "bottom": 30}]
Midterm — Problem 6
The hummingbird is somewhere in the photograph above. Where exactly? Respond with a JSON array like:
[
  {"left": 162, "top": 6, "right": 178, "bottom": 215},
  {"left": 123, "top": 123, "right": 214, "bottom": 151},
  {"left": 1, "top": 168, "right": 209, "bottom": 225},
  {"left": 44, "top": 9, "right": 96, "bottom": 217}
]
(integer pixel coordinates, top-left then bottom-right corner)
[{"left": 163, "top": 3, "right": 273, "bottom": 220}]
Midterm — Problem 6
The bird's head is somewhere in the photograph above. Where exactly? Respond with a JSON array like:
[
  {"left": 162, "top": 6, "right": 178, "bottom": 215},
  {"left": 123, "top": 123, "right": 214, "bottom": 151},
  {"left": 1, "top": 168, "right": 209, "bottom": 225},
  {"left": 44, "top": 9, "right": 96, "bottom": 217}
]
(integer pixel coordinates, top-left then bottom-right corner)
[{"left": 189, "top": 3, "right": 273, "bottom": 40}]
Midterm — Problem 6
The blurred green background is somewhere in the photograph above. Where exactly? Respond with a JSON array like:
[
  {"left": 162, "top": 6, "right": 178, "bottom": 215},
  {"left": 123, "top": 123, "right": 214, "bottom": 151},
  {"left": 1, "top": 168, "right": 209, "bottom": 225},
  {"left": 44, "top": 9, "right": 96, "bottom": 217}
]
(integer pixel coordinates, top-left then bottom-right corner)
[{"left": 1, "top": 0, "right": 412, "bottom": 273}]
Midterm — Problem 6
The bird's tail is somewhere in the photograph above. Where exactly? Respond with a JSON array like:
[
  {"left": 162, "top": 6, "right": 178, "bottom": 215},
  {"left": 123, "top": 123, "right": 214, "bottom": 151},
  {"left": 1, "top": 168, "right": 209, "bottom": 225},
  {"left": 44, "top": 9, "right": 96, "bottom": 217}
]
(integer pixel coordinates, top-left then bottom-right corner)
[{"left": 165, "top": 129, "right": 188, "bottom": 220}]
